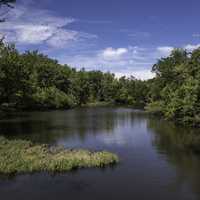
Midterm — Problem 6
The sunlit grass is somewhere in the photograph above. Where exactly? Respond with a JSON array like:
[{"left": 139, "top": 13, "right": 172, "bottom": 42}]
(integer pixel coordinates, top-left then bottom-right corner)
[{"left": 0, "top": 137, "right": 119, "bottom": 174}]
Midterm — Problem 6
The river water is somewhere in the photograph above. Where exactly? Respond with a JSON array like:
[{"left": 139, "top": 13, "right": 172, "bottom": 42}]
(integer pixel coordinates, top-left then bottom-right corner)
[{"left": 0, "top": 107, "right": 200, "bottom": 200}]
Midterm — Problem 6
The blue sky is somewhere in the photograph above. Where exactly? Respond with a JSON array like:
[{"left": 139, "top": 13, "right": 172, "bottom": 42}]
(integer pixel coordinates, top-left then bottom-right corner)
[{"left": 1, "top": 0, "right": 200, "bottom": 79}]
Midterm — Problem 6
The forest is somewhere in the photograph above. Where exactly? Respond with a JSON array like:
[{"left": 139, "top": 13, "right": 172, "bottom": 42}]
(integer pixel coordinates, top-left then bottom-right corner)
[
  {"left": 1, "top": 41, "right": 200, "bottom": 126},
  {"left": 2, "top": 1, "right": 200, "bottom": 199},
  {"left": 1, "top": 0, "right": 200, "bottom": 127},
  {"left": 0, "top": 41, "right": 149, "bottom": 110}
]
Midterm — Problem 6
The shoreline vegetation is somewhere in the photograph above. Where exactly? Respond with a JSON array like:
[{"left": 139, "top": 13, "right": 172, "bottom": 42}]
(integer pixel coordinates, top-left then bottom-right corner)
[
  {"left": 0, "top": 41, "right": 148, "bottom": 113},
  {"left": 1, "top": 41, "right": 200, "bottom": 165},
  {"left": 0, "top": 137, "right": 119, "bottom": 175},
  {"left": 1, "top": 41, "right": 200, "bottom": 127}
]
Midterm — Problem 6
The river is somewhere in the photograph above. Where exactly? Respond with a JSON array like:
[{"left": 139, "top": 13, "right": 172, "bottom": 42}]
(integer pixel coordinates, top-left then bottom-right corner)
[{"left": 0, "top": 107, "right": 200, "bottom": 200}]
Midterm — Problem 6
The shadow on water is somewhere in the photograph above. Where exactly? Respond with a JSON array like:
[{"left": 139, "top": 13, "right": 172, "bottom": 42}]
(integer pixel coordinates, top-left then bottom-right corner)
[{"left": 147, "top": 117, "right": 200, "bottom": 198}]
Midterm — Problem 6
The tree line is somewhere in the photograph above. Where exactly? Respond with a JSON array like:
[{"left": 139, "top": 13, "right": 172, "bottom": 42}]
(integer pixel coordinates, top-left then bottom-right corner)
[
  {"left": 1, "top": 41, "right": 200, "bottom": 126},
  {"left": 0, "top": 41, "right": 149, "bottom": 110}
]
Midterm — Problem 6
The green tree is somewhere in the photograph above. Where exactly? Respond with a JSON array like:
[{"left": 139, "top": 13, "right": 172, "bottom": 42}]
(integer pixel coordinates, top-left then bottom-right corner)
[{"left": 148, "top": 48, "right": 200, "bottom": 126}]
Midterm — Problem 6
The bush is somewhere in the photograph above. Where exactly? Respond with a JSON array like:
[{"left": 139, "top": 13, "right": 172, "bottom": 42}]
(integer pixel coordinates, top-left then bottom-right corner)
[
  {"left": 0, "top": 137, "right": 119, "bottom": 174},
  {"left": 145, "top": 101, "right": 164, "bottom": 115},
  {"left": 32, "top": 87, "right": 76, "bottom": 109}
]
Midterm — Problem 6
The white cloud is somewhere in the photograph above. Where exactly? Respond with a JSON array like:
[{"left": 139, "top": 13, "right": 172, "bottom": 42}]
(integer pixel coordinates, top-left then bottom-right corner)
[
  {"left": 60, "top": 43, "right": 200, "bottom": 80},
  {"left": 0, "top": 4, "right": 96, "bottom": 48},
  {"left": 115, "top": 70, "right": 155, "bottom": 80},
  {"left": 58, "top": 46, "right": 158, "bottom": 80},
  {"left": 157, "top": 46, "right": 174, "bottom": 57},
  {"left": 192, "top": 33, "right": 200, "bottom": 38},
  {"left": 46, "top": 30, "right": 79, "bottom": 48},
  {"left": 184, "top": 44, "right": 200, "bottom": 52},
  {"left": 101, "top": 47, "right": 128, "bottom": 60},
  {"left": 13, "top": 25, "right": 57, "bottom": 44},
  {"left": 156, "top": 44, "right": 200, "bottom": 55},
  {"left": 3, "top": 1, "right": 200, "bottom": 80}
]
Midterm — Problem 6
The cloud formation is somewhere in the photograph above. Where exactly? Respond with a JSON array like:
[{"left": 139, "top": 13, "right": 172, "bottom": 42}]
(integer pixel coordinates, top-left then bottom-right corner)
[
  {"left": 101, "top": 47, "right": 128, "bottom": 60},
  {"left": 0, "top": 3, "right": 96, "bottom": 48},
  {"left": 184, "top": 44, "right": 200, "bottom": 52},
  {"left": 192, "top": 33, "right": 200, "bottom": 38},
  {"left": 59, "top": 43, "right": 200, "bottom": 80},
  {"left": 157, "top": 46, "right": 174, "bottom": 57},
  {"left": 2, "top": 1, "right": 200, "bottom": 80},
  {"left": 58, "top": 46, "right": 163, "bottom": 80}
]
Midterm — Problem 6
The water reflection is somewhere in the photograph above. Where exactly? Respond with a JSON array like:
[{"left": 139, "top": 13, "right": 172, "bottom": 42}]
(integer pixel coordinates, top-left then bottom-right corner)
[
  {"left": 0, "top": 108, "right": 145, "bottom": 145},
  {"left": 1, "top": 108, "right": 200, "bottom": 200},
  {"left": 147, "top": 117, "right": 200, "bottom": 199}
]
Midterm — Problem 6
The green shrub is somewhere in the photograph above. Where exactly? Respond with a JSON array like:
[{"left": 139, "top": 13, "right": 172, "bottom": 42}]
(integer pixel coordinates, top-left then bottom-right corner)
[
  {"left": 0, "top": 137, "right": 119, "bottom": 174},
  {"left": 145, "top": 101, "right": 164, "bottom": 115},
  {"left": 32, "top": 87, "right": 76, "bottom": 109}
]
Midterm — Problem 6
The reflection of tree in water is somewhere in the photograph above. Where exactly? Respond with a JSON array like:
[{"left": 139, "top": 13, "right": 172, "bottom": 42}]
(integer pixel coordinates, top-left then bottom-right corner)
[
  {"left": 0, "top": 108, "right": 145, "bottom": 144},
  {"left": 147, "top": 117, "right": 200, "bottom": 198}
]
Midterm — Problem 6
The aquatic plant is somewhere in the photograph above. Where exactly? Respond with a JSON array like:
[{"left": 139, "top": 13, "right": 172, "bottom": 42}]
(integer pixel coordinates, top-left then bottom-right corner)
[{"left": 0, "top": 137, "right": 119, "bottom": 174}]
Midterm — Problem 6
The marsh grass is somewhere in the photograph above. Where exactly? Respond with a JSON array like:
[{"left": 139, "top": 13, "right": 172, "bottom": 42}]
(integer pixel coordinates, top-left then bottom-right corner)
[{"left": 0, "top": 137, "right": 119, "bottom": 174}]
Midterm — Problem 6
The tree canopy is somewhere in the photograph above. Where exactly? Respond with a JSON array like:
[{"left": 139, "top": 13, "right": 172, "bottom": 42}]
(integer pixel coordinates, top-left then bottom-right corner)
[
  {"left": 147, "top": 48, "right": 200, "bottom": 126},
  {"left": 1, "top": 39, "right": 200, "bottom": 126},
  {"left": 0, "top": 42, "right": 148, "bottom": 110}
]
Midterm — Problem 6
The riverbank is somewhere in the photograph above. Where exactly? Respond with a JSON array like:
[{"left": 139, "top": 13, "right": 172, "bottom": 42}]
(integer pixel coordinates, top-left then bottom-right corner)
[
  {"left": 0, "top": 101, "right": 119, "bottom": 113},
  {"left": 0, "top": 137, "right": 119, "bottom": 175},
  {"left": 82, "top": 101, "right": 115, "bottom": 108},
  {"left": 0, "top": 102, "right": 142, "bottom": 119}
]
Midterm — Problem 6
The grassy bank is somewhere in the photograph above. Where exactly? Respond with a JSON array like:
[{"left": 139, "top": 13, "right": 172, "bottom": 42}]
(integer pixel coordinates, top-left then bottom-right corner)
[
  {"left": 0, "top": 137, "right": 119, "bottom": 174},
  {"left": 82, "top": 101, "right": 115, "bottom": 108}
]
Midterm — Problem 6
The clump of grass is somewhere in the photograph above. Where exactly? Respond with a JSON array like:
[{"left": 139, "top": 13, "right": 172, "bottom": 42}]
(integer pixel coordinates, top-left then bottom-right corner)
[
  {"left": 83, "top": 101, "right": 115, "bottom": 108},
  {"left": 0, "top": 137, "right": 119, "bottom": 174}
]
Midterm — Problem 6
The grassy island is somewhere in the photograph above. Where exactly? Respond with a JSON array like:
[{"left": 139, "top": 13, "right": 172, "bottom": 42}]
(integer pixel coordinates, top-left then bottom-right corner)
[{"left": 0, "top": 137, "right": 119, "bottom": 174}]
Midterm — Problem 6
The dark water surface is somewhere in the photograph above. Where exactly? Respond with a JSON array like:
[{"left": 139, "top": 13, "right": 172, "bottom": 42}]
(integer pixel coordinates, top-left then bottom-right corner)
[{"left": 0, "top": 107, "right": 200, "bottom": 200}]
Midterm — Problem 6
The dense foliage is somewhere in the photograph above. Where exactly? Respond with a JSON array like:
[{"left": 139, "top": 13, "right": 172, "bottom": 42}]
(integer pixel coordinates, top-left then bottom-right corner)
[
  {"left": 1, "top": 40, "right": 200, "bottom": 126},
  {"left": 147, "top": 48, "right": 200, "bottom": 126},
  {"left": 0, "top": 42, "right": 149, "bottom": 110}
]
